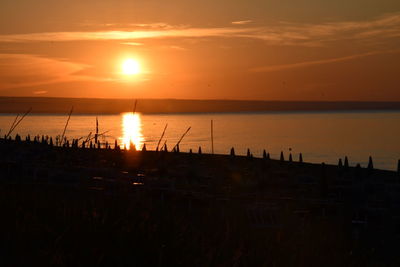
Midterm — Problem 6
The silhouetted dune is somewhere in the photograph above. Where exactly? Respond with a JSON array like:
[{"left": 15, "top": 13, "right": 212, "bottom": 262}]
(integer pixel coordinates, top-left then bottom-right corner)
[
  {"left": 0, "top": 97, "right": 400, "bottom": 114},
  {"left": 1, "top": 137, "right": 400, "bottom": 266}
]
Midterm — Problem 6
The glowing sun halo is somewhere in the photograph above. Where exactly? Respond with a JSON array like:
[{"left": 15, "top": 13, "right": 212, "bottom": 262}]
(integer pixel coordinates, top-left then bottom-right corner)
[{"left": 122, "top": 59, "right": 140, "bottom": 75}]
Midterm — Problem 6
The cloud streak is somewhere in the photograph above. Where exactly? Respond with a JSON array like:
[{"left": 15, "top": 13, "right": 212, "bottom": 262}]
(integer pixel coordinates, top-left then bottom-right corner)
[
  {"left": 120, "top": 42, "right": 144, "bottom": 46},
  {"left": 232, "top": 20, "right": 253, "bottom": 25},
  {"left": 0, "top": 13, "right": 398, "bottom": 48},
  {"left": 0, "top": 28, "right": 252, "bottom": 43},
  {"left": 0, "top": 54, "right": 91, "bottom": 89},
  {"left": 251, "top": 49, "right": 400, "bottom": 72}
]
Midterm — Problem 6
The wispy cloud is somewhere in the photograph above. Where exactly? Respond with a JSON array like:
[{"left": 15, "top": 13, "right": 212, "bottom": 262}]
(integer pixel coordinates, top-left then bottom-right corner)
[
  {"left": 0, "top": 28, "right": 252, "bottom": 43},
  {"left": 120, "top": 42, "right": 144, "bottom": 46},
  {"left": 0, "top": 54, "right": 91, "bottom": 89},
  {"left": 251, "top": 49, "right": 400, "bottom": 72},
  {"left": 79, "top": 22, "right": 176, "bottom": 30},
  {"left": 0, "top": 13, "right": 398, "bottom": 47},
  {"left": 166, "top": 45, "right": 187, "bottom": 51},
  {"left": 33, "top": 90, "right": 48, "bottom": 95},
  {"left": 232, "top": 20, "right": 253, "bottom": 25}
]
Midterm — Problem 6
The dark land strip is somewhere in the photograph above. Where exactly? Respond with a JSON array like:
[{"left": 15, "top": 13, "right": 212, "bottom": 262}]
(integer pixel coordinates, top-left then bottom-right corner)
[{"left": 1, "top": 97, "right": 400, "bottom": 114}]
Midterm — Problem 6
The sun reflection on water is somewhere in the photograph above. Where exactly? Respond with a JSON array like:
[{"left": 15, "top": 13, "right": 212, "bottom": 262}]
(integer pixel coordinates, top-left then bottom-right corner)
[{"left": 121, "top": 112, "right": 144, "bottom": 150}]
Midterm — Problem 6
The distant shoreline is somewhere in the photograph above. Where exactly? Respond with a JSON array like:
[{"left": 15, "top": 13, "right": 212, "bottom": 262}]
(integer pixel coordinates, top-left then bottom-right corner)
[{"left": 1, "top": 97, "right": 400, "bottom": 114}]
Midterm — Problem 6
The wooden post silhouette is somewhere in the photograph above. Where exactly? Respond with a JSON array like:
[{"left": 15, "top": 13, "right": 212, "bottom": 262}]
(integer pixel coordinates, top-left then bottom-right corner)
[
  {"left": 299, "top": 153, "right": 303, "bottom": 163},
  {"left": 132, "top": 99, "right": 138, "bottom": 113},
  {"left": 60, "top": 107, "right": 73, "bottom": 146},
  {"left": 189, "top": 149, "right": 193, "bottom": 154},
  {"left": 142, "top": 143, "right": 147, "bottom": 152},
  {"left": 247, "top": 149, "right": 251, "bottom": 158},
  {"left": 344, "top": 156, "right": 349, "bottom": 168},
  {"left": 130, "top": 142, "right": 136, "bottom": 151},
  {"left": 114, "top": 140, "right": 118, "bottom": 150},
  {"left": 6, "top": 108, "right": 31, "bottom": 138},
  {"left": 368, "top": 156, "right": 373, "bottom": 170},
  {"left": 266, "top": 153, "right": 270, "bottom": 160},
  {"left": 173, "top": 127, "right": 191, "bottom": 152},
  {"left": 94, "top": 117, "right": 99, "bottom": 144},
  {"left": 263, "top": 150, "right": 267, "bottom": 159},
  {"left": 211, "top": 120, "right": 214, "bottom": 154},
  {"left": 338, "top": 158, "right": 343, "bottom": 168},
  {"left": 198, "top": 146, "right": 202, "bottom": 154},
  {"left": 230, "top": 147, "right": 235, "bottom": 157},
  {"left": 289, "top": 153, "right": 293, "bottom": 162},
  {"left": 6, "top": 114, "right": 20, "bottom": 138},
  {"left": 156, "top": 124, "right": 168, "bottom": 152},
  {"left": 280, "top": 151, "right": 284, "bottom": 162}
]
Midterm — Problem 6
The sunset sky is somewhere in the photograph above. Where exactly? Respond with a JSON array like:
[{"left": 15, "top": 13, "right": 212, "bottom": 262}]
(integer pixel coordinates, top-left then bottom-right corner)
[{"left": 0, "top": 0, "right": 399, "bottom": 100}]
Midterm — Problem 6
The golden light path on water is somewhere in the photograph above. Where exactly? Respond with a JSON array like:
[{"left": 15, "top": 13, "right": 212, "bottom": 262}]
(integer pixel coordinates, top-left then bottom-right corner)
[{"left": 121, "top": 112, "right": 144, "bottom": 150}]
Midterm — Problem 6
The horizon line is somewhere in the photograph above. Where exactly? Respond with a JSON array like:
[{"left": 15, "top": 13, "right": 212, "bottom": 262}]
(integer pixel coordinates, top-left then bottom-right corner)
[{"left": 1, "top": 96, "right": 400, "bottom": 103}]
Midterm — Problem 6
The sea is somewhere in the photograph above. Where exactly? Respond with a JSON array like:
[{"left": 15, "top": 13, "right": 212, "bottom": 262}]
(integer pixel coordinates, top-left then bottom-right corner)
[{"left": 0, "top": 111, "right": 399, "bottom": 171}]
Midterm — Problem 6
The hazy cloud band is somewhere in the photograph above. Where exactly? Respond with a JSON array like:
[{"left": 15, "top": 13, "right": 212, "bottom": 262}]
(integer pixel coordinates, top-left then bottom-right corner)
[
  {"left": 251, "top": 50, "right": 400, "bottom": 72},
  {"left": 0, "top": 13, "right": 398, "bottom": 47}
]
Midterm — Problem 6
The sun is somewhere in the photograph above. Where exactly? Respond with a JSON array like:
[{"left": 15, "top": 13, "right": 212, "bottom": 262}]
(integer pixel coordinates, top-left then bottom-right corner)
[{"left": 122, "top": 59, "right": 141, "bottom": 75}]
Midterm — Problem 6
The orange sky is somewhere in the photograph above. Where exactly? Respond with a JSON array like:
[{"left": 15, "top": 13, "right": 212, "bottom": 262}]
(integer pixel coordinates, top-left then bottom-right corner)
[{"left": 0, "top": 0, "right": 399, "bottom": 100}]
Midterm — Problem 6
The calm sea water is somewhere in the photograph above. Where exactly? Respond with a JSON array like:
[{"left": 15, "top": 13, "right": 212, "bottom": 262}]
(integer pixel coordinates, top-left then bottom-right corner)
[{"left": 0, "top": 111, "right": 399, "bottom": 171}]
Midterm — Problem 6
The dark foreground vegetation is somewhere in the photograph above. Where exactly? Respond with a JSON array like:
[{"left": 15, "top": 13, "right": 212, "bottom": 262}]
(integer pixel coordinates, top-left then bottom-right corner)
[{"left": 1, "top": 137, "right": 400, "bottom": 266}]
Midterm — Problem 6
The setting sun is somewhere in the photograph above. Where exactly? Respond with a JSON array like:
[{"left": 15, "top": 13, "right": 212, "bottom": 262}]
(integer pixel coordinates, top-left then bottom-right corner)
[{"left": 122, "top": 59, "right": 140, "bottom": 75}]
